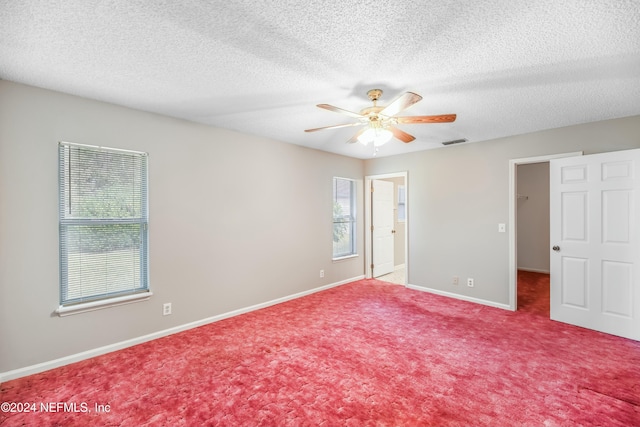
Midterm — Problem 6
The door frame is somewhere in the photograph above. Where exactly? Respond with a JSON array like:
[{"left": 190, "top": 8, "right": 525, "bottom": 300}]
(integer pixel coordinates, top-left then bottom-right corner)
[
  {"left": 365, "top": 171, "right": 408, "bottom": 283},
  {"left": 508, "top": 152, "right": 582, "bottom": 310}
]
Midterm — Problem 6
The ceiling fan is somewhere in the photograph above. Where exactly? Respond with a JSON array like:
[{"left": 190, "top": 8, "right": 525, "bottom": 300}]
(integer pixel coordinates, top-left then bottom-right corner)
[{"left": 304, "top": 89, "right": 456, "bottom": 147}]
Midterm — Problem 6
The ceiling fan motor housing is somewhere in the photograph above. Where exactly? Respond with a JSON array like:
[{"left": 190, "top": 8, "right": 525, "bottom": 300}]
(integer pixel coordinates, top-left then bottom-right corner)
[{"left": 367, "top": 89, "right": 383, "bottom": 102}]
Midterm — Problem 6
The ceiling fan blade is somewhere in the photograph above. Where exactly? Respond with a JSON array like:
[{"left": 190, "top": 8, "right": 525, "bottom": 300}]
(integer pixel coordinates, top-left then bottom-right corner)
[
  {"left": 379, "top": 92, "right": 422, "bottom": 117},
  {"left": 389, "top": 126, "right": 415, "bottom": 143},
  {"left": 317, "top": 104, "right": 365, "bottom": 119},
  {"left": 396, "top": 114, "right": 457, "bottom": 124},
  {"left": 304, "top": 122, "right": 365, "bottom": 132},
  {"left": 346, "top": 128, "right": 367, "bottom": 144}
]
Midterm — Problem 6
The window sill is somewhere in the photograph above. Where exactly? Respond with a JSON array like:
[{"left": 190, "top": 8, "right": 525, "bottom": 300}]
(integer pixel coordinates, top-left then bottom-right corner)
[
  {"left": 332, "top": 254, "right": 359, "bottom": 262},
  {"left": 55, "top": 291, "right": 153, "bottom": 317}
]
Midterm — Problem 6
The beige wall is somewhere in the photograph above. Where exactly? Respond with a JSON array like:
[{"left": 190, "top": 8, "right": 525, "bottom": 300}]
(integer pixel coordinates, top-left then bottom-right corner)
[
  {"left": 0, "top": 81, "right": 364, "bottom": 375},
  {"left": 365, "top": 115, "right": 640, "bottom": 306}
]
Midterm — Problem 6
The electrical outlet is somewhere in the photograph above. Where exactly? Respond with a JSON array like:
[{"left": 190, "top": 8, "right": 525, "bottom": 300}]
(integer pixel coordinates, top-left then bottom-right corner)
[
  {"left": 453, "top": 276, "right": 459, "bottom": 285},
  {"left": 320, "top": 269, "right": 324, "bottom": 278},
  {"left": 163, "top": 303, "right": 172, "bottom": 316},
  {"left": 467, "top": 278, "right": 474, "bottom": 287}
]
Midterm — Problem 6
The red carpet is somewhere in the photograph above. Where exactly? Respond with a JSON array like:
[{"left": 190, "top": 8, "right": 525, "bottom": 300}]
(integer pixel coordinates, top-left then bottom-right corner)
[{"left": 2, "top": 272, "right": 639, "bottom": 426}]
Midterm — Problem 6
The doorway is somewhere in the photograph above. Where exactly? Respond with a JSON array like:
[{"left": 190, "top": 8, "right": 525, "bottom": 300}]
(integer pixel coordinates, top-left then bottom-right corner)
[
  {"left": 515, "top": 161, "right": 551, "bottom": 312},
  {"left": 365, "top": 172, "right": 408, "bottom": 285},
  {"left": 508, "top": 152, "right": 582, "bottom": 310}
]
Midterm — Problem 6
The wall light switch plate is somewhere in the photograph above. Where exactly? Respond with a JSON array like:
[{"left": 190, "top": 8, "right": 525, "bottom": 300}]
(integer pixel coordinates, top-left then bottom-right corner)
[{"left": 498, "top": 223, "right": 506, "bottom": 233}]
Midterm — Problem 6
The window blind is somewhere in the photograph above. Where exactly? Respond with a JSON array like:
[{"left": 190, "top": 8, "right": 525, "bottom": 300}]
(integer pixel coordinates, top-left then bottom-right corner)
[
  {"left": 333, "top": 177, "right": 356, "bottom": 258},
  {"left": 59, "top": 142, "right": 149, "bottom": 305},
  {"left": 397, "top": 185, "right": 406, "bottom": 222}
]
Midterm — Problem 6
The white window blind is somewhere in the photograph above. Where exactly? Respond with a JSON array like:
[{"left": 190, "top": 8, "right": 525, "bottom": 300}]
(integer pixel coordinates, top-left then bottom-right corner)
[
  {"left": 397, "top": 185, "right": 406, "bottom": 222},
  {"left": 58, "top": 142, "right": 149, "bottom": 306},
  {"left": 333, "top": 177, "right": 356, "bottom": 258}
]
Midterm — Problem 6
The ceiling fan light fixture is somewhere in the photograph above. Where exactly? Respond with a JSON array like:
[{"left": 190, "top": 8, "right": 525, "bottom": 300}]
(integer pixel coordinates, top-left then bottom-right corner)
[
  {"left": 305, "top": 89, "right": 456, "bottom": 148},
  {"left": 358, "top": 127, "right": 393, "bottom": 146}
]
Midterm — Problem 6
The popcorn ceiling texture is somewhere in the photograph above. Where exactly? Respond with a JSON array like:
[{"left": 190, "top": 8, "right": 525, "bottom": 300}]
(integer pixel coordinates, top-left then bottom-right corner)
[{"left": 1, "top": 0, "right": 639, "bottom": 158}]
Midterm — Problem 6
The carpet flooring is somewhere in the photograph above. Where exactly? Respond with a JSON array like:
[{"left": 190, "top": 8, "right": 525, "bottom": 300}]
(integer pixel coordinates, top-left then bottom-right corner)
[{"left": 1, "top": 272, "right": 639, "bottom": 426}]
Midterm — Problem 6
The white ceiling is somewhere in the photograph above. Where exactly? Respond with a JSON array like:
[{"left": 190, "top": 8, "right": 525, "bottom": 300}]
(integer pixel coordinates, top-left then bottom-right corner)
[{"left": 1, "top": 1, "right": 639, "bottom": 159}]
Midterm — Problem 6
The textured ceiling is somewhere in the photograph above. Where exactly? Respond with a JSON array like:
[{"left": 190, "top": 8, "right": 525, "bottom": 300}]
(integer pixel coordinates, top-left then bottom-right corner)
[{"left": 1, "top": 0, "right": 639, "bottom": 159}]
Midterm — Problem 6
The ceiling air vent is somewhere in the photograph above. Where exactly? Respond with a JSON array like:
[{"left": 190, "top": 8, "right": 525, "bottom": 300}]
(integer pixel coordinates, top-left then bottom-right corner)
[{"left": 442, "top": 138, "right": 468, "bottom": 146}]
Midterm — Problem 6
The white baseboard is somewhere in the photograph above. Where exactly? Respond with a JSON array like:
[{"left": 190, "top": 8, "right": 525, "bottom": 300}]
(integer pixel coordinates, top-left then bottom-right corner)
[
  {"left": 0, "top": 275, "right": 364, "bottom": 383},
  {"left": 406, "top": 283, "right": 512, "bottom": 311}
]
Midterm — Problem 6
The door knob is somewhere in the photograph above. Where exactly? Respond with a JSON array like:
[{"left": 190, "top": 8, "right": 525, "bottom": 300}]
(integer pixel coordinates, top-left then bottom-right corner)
[
  {"left": 552, "top": 245, "right": 560, "bottom": 252},
  {"left": 391, "top": 230, "right": 396, "bottom": 234}
]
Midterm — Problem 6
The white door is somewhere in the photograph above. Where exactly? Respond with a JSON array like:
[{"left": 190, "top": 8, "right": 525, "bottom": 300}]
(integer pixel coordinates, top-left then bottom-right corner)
[
  {"left": 372, "top": 179, "right": 395, "bottom": 277},
  {"left": 550, "top": 149, "right": 640, "bottom": 341}
]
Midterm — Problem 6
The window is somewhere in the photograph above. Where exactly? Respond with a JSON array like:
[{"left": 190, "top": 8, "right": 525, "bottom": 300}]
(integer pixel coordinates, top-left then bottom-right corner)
[
  {"left": 333, "top": 177, "right": 356, "bottom": 259},
  {"left": 58, "top": 142, "right": 149, "bottom": 309},
  {"left": 397, "top": 185, "right": 406, "bottom": 222}
]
